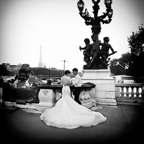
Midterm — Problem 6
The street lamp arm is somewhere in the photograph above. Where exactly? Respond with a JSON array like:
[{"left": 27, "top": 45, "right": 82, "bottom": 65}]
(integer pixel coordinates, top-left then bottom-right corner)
[
  {"left": 101, "top": 18, "right": 112, "bottom": 24},
  {"left": 79, "top": 9, "right": 94, "bottom": 25},
  {"left": 99, "top": 7, "right": 113, "bottom": 24},
  {"left": 99, "top": 12, "right": 108, "bottom": 20}
]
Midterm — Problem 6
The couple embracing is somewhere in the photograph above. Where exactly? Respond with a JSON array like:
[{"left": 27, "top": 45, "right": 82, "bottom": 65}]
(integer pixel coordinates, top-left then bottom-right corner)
[
  {"left": 61, "top": 68, "right": 82, "bottom": 104},
  {"left": 40, "top": 68, "right": 106, "bottom": 129}
]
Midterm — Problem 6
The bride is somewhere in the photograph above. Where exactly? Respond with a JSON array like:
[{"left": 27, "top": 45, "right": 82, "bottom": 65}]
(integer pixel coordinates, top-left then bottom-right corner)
[{"left": 40, "top": 70, "right": 106, "bottom": 129}]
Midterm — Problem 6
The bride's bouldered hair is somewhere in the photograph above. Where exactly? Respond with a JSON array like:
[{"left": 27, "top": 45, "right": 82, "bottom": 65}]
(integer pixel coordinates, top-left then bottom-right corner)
[{"left": 64, "top": 70, "right": 71, "bottom": 75}]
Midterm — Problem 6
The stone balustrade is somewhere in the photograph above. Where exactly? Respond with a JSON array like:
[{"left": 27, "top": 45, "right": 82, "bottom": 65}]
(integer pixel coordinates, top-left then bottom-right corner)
[
  {"left": 1, "top": 82, "right": 144, "bottom": 108},
  {"left": 115, "top": 83, "right": 144, "bottom": 105}
]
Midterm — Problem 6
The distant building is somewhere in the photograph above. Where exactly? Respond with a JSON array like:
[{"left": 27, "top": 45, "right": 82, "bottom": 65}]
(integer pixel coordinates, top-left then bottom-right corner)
[
  {"left": 1, "top": 63, "right": 22, "bottom": 75},
  {"left": 44, "top": 63, "right": 46, "bottom": 68},
  {"left": 2, "top": 63, "right": 10, "bottom": 67},
  {"left": 2, "top": 63, "right": 11, "bottom": 71},
  {"left": 38, "top": 45, "right": 43, "bottom": 68}
]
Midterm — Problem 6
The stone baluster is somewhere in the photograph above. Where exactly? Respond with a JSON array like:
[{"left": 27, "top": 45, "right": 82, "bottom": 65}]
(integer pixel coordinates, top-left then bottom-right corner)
[
  {"left": 126, "top": 86, "right": 130, "bottom": 97},
  {"left": 0, "top": 87, "right": 3, "bottom": 107},
  {"left": 142, "top": 85, "right": 144, "bottom": 97},
  {"left": 128, "top": 87, "right": 132, "bottom": 97},
  {"left": 131, "top": 86, "right": 135, "bottom": 97},
  {"left": 139, "top": 87, "right": 142, "bottom": 98},
  {"left": 136, "top": 87, "right": 140, "bottom": 97},
  {"left": 120, "top": 86, "right": 125, "bottom": 97}
]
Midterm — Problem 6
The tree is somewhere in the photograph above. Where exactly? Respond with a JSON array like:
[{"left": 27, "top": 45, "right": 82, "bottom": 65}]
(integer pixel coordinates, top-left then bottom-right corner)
[
  {"left": 109, "top": 52, "right": 131, "bottom": 76},
  {"left": 127, "top": 24, "right": 144, "bottom": 82},
  {"left": 0, "top": 65, "right": 12, "bottom": 76},
  {"left": 32, "top": 67, "right": 63, "bottom": 78},
  {"left": 128, "top": 24, "right": 144, "bottom": 56},
  {"left": 110, "top": 24, "right": 144, "bottom": 82}
]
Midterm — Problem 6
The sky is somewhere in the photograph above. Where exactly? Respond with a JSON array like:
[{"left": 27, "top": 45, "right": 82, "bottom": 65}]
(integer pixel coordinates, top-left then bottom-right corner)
[{"left": 0, "top": 0, "right": 144, "bottom": 71}]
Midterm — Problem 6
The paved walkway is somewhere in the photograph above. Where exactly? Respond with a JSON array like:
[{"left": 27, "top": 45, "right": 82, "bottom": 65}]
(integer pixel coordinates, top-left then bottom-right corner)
[{"left": 1, "top": 104, "right": 144, "bottom": 144}]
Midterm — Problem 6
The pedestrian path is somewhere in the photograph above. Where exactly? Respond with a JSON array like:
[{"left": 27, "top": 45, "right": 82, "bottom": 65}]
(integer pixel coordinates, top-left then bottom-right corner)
[{"left": 1, "top": 104, "right": 144, "bottom": 144}]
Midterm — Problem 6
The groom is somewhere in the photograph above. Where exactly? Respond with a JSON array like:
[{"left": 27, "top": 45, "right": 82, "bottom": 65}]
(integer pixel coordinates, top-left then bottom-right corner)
[{"left": 72, "top": 68, "right": 82, "bottom": 104}]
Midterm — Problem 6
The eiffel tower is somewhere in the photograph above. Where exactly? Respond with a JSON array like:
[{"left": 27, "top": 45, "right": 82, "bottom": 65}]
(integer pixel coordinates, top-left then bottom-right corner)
[{"left": 38, "top": 45, "right": 43, "bottom": 67}]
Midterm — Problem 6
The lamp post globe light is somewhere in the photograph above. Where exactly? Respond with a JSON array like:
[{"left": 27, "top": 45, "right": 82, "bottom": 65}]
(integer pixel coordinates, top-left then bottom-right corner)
[
  {"left": 77, "top": 0, "right": 85, "bottom": 11},
  {"left": 77, "top": 0, "right": 116, "bottom": 69}
]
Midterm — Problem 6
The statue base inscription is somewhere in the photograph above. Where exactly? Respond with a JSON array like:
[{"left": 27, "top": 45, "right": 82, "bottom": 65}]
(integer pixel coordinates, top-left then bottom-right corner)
[{"left": 82, "top": 69, "right": 117, "bottom": 106}]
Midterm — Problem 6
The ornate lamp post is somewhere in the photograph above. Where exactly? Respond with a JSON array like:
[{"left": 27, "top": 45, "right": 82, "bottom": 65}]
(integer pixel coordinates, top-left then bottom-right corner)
[
  {"left": 77, "top": 0, "right": 115, "bottom": 69},
  {"left": 77, "top": 0, "right": 113, "bottom": 38}
]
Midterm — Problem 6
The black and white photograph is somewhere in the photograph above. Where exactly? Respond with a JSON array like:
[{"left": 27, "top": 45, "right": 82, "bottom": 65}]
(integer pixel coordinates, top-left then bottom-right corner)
[{"left": 0, "top": 0, "right": 144, "bottom": 144}]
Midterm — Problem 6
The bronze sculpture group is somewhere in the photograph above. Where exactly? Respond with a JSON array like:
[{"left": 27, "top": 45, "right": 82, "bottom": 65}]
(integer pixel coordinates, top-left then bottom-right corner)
[{"left": 79, "top": 36, "right": 117, "bottom": 69}]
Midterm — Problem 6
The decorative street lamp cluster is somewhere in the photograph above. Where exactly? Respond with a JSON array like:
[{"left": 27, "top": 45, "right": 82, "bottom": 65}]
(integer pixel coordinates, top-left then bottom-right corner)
[{"left": 77, "top": 0, "right": 117, "bottom": 69}]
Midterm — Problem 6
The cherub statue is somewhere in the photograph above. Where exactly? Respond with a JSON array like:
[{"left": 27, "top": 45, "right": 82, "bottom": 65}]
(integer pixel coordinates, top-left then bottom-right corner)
[
  {"left": 100, "top": 37, "right": 117, "bottom": 65},
  {"left": 79, "top": 38, "right": 92, "bottom": 63},
  {"left": 87, "top": 34, "right": 102, "bottom": 68}
]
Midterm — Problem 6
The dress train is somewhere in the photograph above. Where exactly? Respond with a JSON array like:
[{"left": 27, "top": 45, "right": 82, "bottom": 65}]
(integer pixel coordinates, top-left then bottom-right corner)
[{"left": 40, "top": 86, "right": 106, "bottom": 129}]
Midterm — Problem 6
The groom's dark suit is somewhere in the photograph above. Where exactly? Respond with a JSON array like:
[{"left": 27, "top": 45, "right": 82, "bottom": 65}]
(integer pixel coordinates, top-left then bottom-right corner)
[
  {"left": 72, "top": 74, "right": 82, "bottom": 105},
  {"left": 73, "top": 87, "right": 81, "bottom": 104}
]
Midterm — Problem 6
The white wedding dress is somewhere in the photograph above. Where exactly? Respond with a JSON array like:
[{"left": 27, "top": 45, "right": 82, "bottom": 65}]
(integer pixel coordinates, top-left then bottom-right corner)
[{"left": 40, "top": 84, "right": 106, "bottom": 129}]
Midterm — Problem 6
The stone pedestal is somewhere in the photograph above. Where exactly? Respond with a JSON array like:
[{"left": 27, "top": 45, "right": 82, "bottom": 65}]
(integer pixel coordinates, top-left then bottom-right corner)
[
  {"left": 38, "top": 89, "right": 56, "bottom": 106},
  {"left": 82, "top": 69, "right": 117, "bottom": 105}
]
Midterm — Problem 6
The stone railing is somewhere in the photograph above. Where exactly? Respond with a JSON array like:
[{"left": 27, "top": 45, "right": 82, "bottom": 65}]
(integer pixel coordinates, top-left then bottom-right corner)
[{"left": 115, "top": 83, "right": 144, "bottom": 105}]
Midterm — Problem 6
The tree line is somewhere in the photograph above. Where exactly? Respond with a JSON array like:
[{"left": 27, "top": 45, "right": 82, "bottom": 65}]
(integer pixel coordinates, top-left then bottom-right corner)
[
  {"left": 32, "top": 67, "right": 64, "bottom": 78},
  {"left": 0, "top": 65, "right": 64, "bottom": 78}
]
